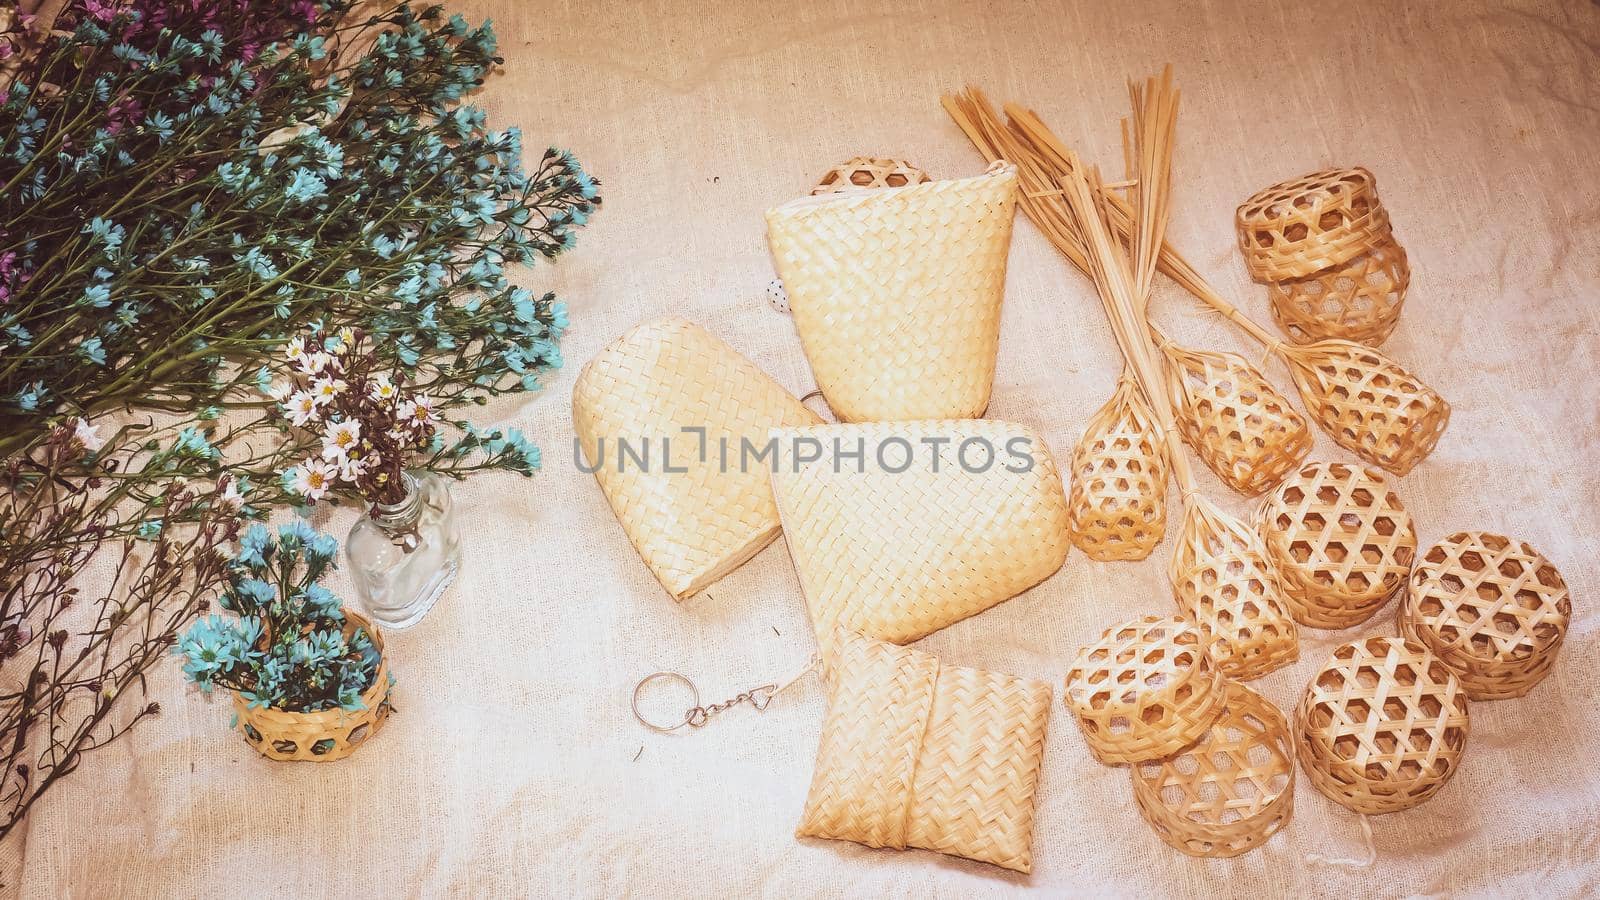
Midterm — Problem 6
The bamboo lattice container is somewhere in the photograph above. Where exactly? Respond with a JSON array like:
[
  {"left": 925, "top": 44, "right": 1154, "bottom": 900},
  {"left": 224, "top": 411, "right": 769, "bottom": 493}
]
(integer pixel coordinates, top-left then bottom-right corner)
[
  {"left": 234, "top": 612, "right": 393, "bottom": 763},
  {"left": 811, "top": 157, "right": 931, "bottom": 194},
  {"left": 1399, "top": 532, "right": 1571, "bottom": 701},
  {"left": 1235, "top": 167, "right": 1393, "bottom": 283},
  {"left": 1063, "top": 615, "right": 1227, "bottom": 765},
  {"left": 764, "top": 162, "right": 1019, "bottom": 422},
  {"left": 1169, "top": 496, "right": 1299, "bottom": 680},
  {"left": 770, "top": 419, "right": 1071, "bottom": 645},
  {"left": 1296, "top": 636, "right": 1470, "bottom": 814},
  {"left": 1066, "top": 376, "right": 1169, "bottom": 561},
  {"left": 1279, "top": 339, "right": 1449, "bottom": 476},
  {"left": 1159, "top": 340, "right": 1312, "bottom": 495},
  {"left": 1259, "top": 462, "right": 1417, "bottom": 629},
  {"left": 1268, "top": 238, "right": 1410, "bottom": 346},
  {"left": 798, "top": 629, "right": 1052, "bottom": 874},
  {"left": 1131, "top": 681, "right": 1295, "bottom": 858},
  {"left": 572, "top": 319, "right": 821, "bottom": 600}
]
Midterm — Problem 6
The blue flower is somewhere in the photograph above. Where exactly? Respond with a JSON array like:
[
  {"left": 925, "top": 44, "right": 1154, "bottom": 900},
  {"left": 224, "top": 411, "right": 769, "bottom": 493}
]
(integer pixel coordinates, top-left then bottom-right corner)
[
  {"left": 77, "top": 336, "right": 106, "bottom": 365},
  {"left": 235, "top": 523, "right": 273, "bottom": 568},
  {"left": 284, "top": 167, "right": 327, "bottom": 203},
  {"left": 172, "top": 427, "right": 219, "bottom": 460},
  {"left": 136, "top": 519, "right": 163, "bottom": 540},
  {"left": 80, "top": 283, "right": 111, "bottom": 308}
]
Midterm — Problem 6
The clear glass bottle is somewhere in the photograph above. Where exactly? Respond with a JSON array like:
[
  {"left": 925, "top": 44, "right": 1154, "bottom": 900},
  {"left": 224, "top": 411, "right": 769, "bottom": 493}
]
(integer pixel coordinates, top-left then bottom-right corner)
[{"left": 346, "top": 471, "right": 460, "bottom": 629}]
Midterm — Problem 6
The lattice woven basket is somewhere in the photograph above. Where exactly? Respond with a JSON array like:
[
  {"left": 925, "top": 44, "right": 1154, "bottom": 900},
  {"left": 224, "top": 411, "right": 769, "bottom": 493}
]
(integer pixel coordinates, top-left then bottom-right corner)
[
  {"left": 1066, "top": 376, "right": 1169, "bottom": 561},
  {"left": 1160, "top": 341, "right": 1312, "bottom": 496},
  {"left": 765, "top": 162, "right": 1019, "bottom": 422},
  {"left": 1399, "top": 532, "right": 1572, "bottom": 701},
  {"left": 1063, "top": 615, "right": 1227, "bottom": 765},
  {"left": 1268, "top": 237, "right": 1410, "bottom": 346},
  {"left": 1236, "top": 167, "right": 1393, "bottom": 283},
  {"left": 797, "top": 630, "right": 1052, "bottom": 874},
  {"left": 1132, "top": 681, "right": 1295, "bottom": 858},
  {"left": 770, "top": 419, "right": 1071, "bottom": 646},
  {"left": 1296, "top": 636, "right": 1471, "bottom": 814},
  {"left": 234, "top": 611, "right": 392, "bottom": 763},
  {"left": 1259, "top": 461, "right": 1417, "bottom": 629},
  {"left": 811, "top": 157, "right": 932, "bottom": 194},
  {"left": 572, "top": 319, "right": 821, "bottom": 600},
  {"left": 1280, "top": 339, "right": 1450, "bottom": 476}
]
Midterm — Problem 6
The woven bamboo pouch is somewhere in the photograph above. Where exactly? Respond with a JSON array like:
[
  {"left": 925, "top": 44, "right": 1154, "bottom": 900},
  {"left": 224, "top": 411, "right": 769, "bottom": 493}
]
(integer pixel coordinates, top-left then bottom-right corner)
[
  {"left": 572, "top": 319, "right": 821, "bottom": 600},
  {"left": 1280, "top": 339, "right": 1450, "bottom": 476},
  {"left": 1063, "top": 615, "right": 1227, "bottom": 765},
  {"left": 811, "top": 157, "right": 931, "bottom": 194},
  {"left": 764, "top": 163, "right": 1019, "bottom": 422},
  {"left": 1067, "top": 376, "right": 1169, "bottom": 561},
  {"left": 797, "top": 630, "right": 1052, "bottom": 874},
  {"left": 1160, "top": 341, "right": 1312, "bottom": 496},
  {"left": 769, "top": 419, "right": 1071, "bottom": 645},
  {"left": 1268, "top": 237, "right": 1410, "bottom": 346},
  {"left": 234, "top": 612, "right": 392, "bottom": 763},
  {"left": 1259, "top": 462, "right": 1417, "bottom": 629},
  {"left": 1399, "top": 532, "right": 1571, "bottom": 701},
  {"left": 1296, "top": 636, "right": 1470, "bottom": 814},
  {"left": 1235, "top": 167, "right": 1393, "bottom": 283},
  {"left": 1132, "top": 682, "right": 1294, "bottom": 858}
]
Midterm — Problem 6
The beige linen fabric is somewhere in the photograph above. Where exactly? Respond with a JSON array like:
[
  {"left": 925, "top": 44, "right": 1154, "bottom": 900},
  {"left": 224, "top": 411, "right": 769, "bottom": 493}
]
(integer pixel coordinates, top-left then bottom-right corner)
[{"left": 12, "top": 0, "right": 1600, "bottom": 895}]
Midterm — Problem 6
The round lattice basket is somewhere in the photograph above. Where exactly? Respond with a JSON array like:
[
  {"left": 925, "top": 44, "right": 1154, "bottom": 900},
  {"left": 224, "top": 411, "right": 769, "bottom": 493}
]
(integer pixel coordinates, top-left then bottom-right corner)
[
  {"left": 1064, "top": 615, "right": 1226, "bottom": 765},
  {"left": 1066, "top": 376, "right": 1169, "bottom": 561},
  {"left": 811, "top": 156, "right": 932, "bottom": 194},
  {"left": 1259, "top": 462, "right": 1417, "bottom": 629},
  {"left": 1236, "top": 167, "right": 1393, "bottom": 283},
  {"left": 1399, "top": 532, "right": 1572, "bottom": 701},
  {"left": 233, "top": 612, "right": 394, "bottom": 763},
  {"left": 1160, "top": 341, "right": 1312, "bottom": 496},
  {"left": 1279, "top": 339, "right": 1450, "bottom": 476},
  {"left": 1296, "top": 636, "right": 1470, "bottom": 814},
  {"left": 1132, "top": 682, "right": 1295, "bottom": 857},
  {"left": 1268, "top": 237, "right": 1409, "bottom": 346}
]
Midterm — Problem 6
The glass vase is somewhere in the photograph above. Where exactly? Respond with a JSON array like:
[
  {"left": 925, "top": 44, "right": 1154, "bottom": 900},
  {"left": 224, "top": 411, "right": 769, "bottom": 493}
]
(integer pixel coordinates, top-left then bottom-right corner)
[{"left": 347, "top": 471, "right": 460, "bottom": 629}]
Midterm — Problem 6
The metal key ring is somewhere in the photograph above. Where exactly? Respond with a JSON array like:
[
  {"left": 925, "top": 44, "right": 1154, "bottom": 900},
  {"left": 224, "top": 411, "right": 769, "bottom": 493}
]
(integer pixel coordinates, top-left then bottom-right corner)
[{"left": 631, "top": 671, "right": 700, "bottom": 733}]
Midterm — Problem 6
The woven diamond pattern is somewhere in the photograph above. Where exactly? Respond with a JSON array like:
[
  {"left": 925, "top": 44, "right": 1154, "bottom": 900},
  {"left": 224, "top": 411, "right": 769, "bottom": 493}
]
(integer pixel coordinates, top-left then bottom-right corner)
[
  {"left": 1161, "top": 342, "right": 1312, "bottom": 495},
  {"left": 1282, "top": 340, "right": 1450, "bottom": 476},
  {"left": 1235, "top": 167, "right": 1392, "bottom": 282},
  {"left": 1066, "top": 376, "right": 1169, "bottom": 561},
  {"left": 812, "top": 157, "right": 931, "bottom": 194},
  {"left": 1269, "top": 238, "right": 1409, "bottom": 346}
]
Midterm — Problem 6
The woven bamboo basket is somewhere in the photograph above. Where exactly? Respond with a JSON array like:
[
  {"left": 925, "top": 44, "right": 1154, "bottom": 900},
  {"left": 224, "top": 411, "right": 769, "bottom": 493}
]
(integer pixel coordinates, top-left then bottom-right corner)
[
  {"left": 1066, "top": 375, "right": 1169, "bottom": 561},
  {"left": 1235, "top": 167, "right": 1392, "bottom": 283},
  {"left": 1132, "top": 681, "right": 1294, "bottom": 858},
  {"left": 1279, "top": 339, "right": 1449, "bottom": 476},
  {"left": 234, "top": 612, "right": 392, "bottom": 763},
  {"left": 1063, "top": 615, "right": 1227, "bottom": 765},
  {"left": 812, "top": 157, "right": 931, "bottom": 194},
  {"left": 1168, "top": 496, "right": 1299, "bottom": 680},
  {"left": 1399, "top": 532, "right": 1571, "bottom": 701},
  {"left": 1258, "top": 462, "right": 1417, "bottom": 629},
  {"left": 1268, "top": 237, "right": 1409, "bottom": 346},
  {"left": 770, "top": 419, "right": 1071, "bottom": 646},
  {"left": 798, "top": 629, "right": 1052, "bottom": 874},
  {"left": 1159, "top": 339, "right": 1311, "bottom": 495},
  {"left": 1296, "top": 636, "right": 1471, "bottom": 814},
  {"left": 764, "top": 162, "right": 1019, "bottom": 422},
  {"left": 572, "top": 319, "right": 821, "bottom": 601}
]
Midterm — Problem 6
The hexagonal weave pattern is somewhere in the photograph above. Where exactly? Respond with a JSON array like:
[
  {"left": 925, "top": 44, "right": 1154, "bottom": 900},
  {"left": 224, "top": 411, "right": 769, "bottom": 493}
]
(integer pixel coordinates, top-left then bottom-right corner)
[
  {"left": 1066, "top": 376, "right": 1169, "bottom": 561},
  {"left": 1235, "top": 167, "right": 1392, "bottom": 282},
  {"left": 811, "top": 156, "right": 931, "bottom": 194},
  {"left": 1280, "top": 339, "right": 1450, "bottom": 476},
  {"left": 1399, "top": 532, "right": 1571, "bottom": 701},
  {"left": 1160, "top": 342, "right": 1312, "bottom": 496},
  {"left": 1268, "top": 237, "right": 1410, "bottom": 346},
  {"left": 1296, "top": 637, "right": 1471, "bottom": 814}
]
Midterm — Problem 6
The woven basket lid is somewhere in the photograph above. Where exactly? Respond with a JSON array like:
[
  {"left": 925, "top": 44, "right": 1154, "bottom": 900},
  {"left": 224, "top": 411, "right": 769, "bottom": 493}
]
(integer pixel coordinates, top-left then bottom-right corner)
[
  {"left": 812, "top": 157, "right": 932, "bottom": 194},
  {"left": 1235, "top": 167, "right": 1392, "bottom": 282}
]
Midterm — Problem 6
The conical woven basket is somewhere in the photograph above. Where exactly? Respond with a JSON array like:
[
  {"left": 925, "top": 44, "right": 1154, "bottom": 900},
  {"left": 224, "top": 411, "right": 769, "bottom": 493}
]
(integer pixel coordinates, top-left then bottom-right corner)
[
  {"left": 797, "top": 629, "right": 1052, "bottom": 874},
  {"left": 1063, "top": 615, "right": 1227, "bottom": 765},
  {"left": 1268, "top": 237, "right": 1409, "bottom": 346},
  {"left": 812, "top": 157, "right": 931, "bottom": 194},
  {"left": 1259, "top": 462, "right": 1417, "bottom": 629},
  {"left": 1236, "top": 167, "right": 1392, "bottom": 283},
  {"left": 770, "top": 419, "right": 1071, "bottom": 646},
  {"left": 1066, "top": 376, "right": 1169, "bottom": 561},
  {"left": 1132, "top": 681, "right": 1295, "bottom": 858},
  {"left": 765, "top": 163, "right": 1019, "bottom": 422},
  {"left": 1280, "top": 339, "right": 1450, "bottom": 476},
  {"left": 1160, "top": 341, "right": 1311, "bottom": 496},
  {"left": 572, "top": 319, "right": 821, "bottom": 600},
  {"left": 1296, "top": 636, "right": 1470, "bottom": 814},
  {"left": 234, "top": 611, "right": 392, "bottom": 763},
  {"left": 1399, "top": 532, "right": 1571, "bottom": 701}
]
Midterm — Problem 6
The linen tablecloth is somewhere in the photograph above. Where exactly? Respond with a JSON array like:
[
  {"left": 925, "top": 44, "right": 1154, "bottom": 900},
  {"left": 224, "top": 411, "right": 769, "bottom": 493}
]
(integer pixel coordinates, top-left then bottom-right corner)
[{"left": 13, "top": 0, "right": 1600, "bottom": 895}]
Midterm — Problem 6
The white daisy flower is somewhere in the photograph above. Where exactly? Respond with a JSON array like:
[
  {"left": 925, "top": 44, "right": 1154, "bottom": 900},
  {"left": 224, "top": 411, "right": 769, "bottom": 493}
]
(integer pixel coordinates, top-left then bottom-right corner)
[
  {"left": 321, "top": 419, "right": 362, "bottom": 462},
  {"left": 216, "top": 479, "right": 245, "bottom": 512},
  {"left": 72, "top": 418, "right": 104, "bottom": 452},
  {"left": 290, "top": 459, "right": 334, "bottom": 501},
  {"left": 286, "top": 390, "right": 320, "bottom": 427},
  {"left": 368, "top": 374, "right": 397, "bottom": 403},
  {"left": 264, "top": 379, "right": 295, "bottom": 402},
  {"left": 309, "top": 376, "right": 347, "bottom": 406},
  {"left": 334, "top": 453, "right": 368, "bottom": 482}
]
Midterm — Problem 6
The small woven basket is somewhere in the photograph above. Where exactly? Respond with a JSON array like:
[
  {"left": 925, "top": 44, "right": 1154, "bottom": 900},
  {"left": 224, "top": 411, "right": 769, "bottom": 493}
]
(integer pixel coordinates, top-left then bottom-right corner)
[
  {"left": 1063, "top": 615, "right": 1227, "bottom": 765},
  {"left": 1160, "top": 341, "right": 1312, "bottom": 496},
  {"left": 1268, "top": 237, "right": 1409, "bottom": 346},
  {"left": 572, "top": 319, "right": 821, "bottom": 600},
  {"left": 765, "top": 162, "right": 1019, "bottom": 422},
  {"left": 1132, "top": 681, "right": 1295, "bottom": 858},
  {"left": 1399, "top": 532, "right": 1571, "bottom": 701},
  {"left": 1296, "top": 636, "right": 1470, "bottom": 814},
  {"left": 770, "top": 419, "right": 1071, "bottom": 645},
  {"left": 1279, "top": 339, "right": 1450, "bottom": 476},
  {"left": 1066, "top": 376, "right": 1169, "bottom": 561},
  {"left": 811, "top": 157, "right": 931, "bottom": 194},
  {"left": 1259, "top": 462, "right": 1417, "bottom": 629},
  {"left": 234, "top": 612, "right": 392, "bottom": 763},
  {"left": 1236, "top": 167, "right": 1392, "bottom": 283},
  {"left": 798, "top": 629, "right": 1052, "bottom": 874}
]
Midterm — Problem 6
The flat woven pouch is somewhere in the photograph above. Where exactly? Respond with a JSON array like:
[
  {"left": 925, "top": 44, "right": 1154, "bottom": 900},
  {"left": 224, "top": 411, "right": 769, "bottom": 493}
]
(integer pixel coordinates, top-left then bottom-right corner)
[
  {"left": 769, "top": 419, "right": 1071, "bottom": 645},
  {"left": 764, "top": 163, "right": 1019, "bottom": 422},
  {"left": 797, "top": 629, "right": 1052, "bottom": 873},
  {"left": 572, "top": 318, "right": 821, "bottom": 600}
]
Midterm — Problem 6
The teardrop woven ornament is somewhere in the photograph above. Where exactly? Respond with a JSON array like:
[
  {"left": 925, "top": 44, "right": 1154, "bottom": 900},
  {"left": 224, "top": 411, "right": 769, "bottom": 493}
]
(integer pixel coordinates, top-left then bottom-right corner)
[
  {"left": 1268, "top": 237, "right": 1409, "bottom": 346},
  {"left": 1066, "top": 376, "right": 1169, "bottom": 561},
  {"left": 1279, "top": 339, "right": 1449, "bottom": 476},
  {"left": 1235, "top": 167, "right": 1392, "bottom": 283},
  {"left": 1159, "top": 341, "right": 1312, "bottom": 495},
  {"left": 812, "top": 157, "right": 932, "bottom": 194}
]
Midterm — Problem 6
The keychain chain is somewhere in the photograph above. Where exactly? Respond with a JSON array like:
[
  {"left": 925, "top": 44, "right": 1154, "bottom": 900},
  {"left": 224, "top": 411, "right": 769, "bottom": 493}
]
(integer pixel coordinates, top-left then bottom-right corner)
[{"left": 632, "top": 653, "right": 820, "bottom": 733}]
